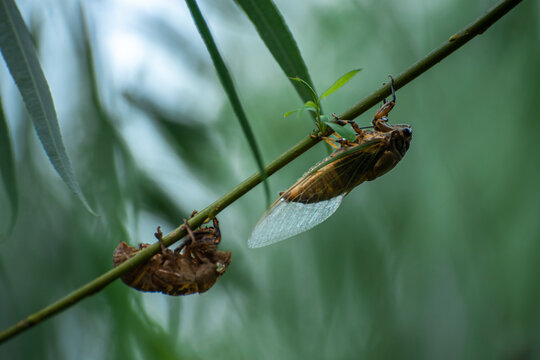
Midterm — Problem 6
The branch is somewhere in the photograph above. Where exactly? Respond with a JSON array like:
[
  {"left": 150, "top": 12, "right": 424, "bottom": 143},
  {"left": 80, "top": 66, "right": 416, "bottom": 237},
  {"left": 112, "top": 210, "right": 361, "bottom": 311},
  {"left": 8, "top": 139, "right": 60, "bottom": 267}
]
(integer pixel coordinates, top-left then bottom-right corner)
[{"left": 0, "top": 0, "right": 522, "bottom": 344}]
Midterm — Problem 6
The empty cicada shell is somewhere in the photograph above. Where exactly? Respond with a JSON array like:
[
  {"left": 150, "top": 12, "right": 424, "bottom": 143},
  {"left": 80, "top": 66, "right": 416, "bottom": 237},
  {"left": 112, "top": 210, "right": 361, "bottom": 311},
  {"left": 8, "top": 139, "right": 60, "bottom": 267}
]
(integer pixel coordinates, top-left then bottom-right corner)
[{"left": 113, "top": 217, "right": 231, "bottom": 295}]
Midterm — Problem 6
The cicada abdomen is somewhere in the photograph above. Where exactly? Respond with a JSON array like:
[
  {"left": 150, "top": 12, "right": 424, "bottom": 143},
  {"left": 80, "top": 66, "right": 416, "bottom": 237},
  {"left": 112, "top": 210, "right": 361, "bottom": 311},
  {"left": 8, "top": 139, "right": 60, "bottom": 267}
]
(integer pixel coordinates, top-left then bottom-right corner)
[{"left": 248, "top": 77, "right": 412, "bottom": 248}]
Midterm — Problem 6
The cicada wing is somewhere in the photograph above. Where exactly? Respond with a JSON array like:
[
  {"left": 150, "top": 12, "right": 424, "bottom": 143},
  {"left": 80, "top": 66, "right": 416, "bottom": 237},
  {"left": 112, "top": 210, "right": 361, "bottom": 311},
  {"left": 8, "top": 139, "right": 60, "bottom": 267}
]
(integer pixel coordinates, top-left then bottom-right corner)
[
  {"left": 248, "top": 195, "right": 344, "bottom": 248},
  {"left": 248, "top": 139, "right": 383, "bottom": 248}
]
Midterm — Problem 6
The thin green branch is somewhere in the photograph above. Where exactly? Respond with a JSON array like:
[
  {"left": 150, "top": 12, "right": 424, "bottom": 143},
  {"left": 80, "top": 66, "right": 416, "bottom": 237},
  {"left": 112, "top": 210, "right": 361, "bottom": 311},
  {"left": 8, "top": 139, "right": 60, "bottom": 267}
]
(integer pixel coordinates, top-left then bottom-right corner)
[{"left": 0, "top": 0, "right": 522, "bottom": 344}]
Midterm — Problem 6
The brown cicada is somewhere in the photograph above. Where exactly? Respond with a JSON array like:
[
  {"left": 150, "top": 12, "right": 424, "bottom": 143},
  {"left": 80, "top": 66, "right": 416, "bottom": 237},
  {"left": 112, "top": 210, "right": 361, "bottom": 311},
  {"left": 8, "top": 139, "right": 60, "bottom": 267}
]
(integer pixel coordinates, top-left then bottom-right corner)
[
  {"left": 113, "top": 216, "right": 231, "bottom": 295},
  {"left": 248, "top": 76, "right": 412, "bottom": 248}
]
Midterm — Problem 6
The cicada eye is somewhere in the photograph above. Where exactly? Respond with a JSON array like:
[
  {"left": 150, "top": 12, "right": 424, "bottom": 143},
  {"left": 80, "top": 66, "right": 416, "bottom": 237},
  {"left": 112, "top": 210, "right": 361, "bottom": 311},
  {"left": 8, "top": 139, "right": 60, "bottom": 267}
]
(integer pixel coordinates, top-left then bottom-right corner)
[{"left": 403, "top": 127, "right": 412, "bottom": 136}]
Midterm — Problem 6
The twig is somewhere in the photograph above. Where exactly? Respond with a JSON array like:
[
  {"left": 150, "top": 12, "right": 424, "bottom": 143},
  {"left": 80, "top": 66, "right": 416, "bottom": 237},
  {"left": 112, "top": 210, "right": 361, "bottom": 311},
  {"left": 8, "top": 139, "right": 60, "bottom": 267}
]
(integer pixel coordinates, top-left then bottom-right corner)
[{"left": 0, "top": 0, "right": 522, "bottom": 344}]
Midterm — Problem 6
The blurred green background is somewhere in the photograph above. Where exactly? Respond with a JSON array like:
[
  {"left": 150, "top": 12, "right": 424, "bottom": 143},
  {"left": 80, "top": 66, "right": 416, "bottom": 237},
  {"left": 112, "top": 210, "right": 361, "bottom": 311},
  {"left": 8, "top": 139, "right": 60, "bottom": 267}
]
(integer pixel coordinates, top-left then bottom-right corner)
[{"left": 1, "top": 0, "right": 539, "bottom": 359}]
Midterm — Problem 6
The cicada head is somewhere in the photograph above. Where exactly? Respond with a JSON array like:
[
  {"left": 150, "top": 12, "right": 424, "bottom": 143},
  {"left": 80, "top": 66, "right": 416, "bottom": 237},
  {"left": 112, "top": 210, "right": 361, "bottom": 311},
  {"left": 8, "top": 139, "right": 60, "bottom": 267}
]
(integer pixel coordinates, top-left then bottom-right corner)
[{"left": 390, "top": 124, "right": 412, "bottom": 158}]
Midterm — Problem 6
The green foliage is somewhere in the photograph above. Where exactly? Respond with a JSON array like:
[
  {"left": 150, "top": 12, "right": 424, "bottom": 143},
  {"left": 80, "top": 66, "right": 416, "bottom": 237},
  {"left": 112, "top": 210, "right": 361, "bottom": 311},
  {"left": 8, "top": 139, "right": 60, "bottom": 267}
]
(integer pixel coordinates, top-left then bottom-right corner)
[
  {"left": 0, "top": 0, "right": 95, "bottom": 214},
  {"left": 287, "top": 69, "right": 361, "bottom": 138},
  {"left": 0, "top": 98, "right": 17, "bottom": 236},
  {"left": 323, "top": 120, "right": 356, "bottom": 141},
  {"left": 320, "top": 69, "right": 361, "bottom": 100}
]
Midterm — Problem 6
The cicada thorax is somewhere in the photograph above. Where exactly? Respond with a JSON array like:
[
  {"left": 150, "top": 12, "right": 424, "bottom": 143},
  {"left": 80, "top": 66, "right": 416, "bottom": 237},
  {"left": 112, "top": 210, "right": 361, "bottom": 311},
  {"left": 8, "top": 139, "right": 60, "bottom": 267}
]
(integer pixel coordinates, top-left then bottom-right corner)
[
  {"left": 282, "top": 143, "right": 379, "bottom": 203},
  {"left": 282, "top": 126, "right": 411, "bottom": 204}
]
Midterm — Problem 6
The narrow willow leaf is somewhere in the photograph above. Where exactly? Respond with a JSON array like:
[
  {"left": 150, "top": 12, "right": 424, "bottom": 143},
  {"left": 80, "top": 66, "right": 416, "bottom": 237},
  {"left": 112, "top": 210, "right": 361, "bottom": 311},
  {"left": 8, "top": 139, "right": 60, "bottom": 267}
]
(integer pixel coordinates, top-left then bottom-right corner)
[
  {"left": 324, "top": 121, "right": 356, "bottom": 141},
  {"left": 284, "top": 109, "right": 299, "bottom": 118},
  {"left": 289, "top": 77, "right": 318, "bottom": 103},
  {"left": 301, "top": 107, "right": 316, "bottom": 114},
  {"left": 304, "top": 100, "right": 317, "bottom": 110},
  {"left": 185, "top": 0, "right": 271, "bottom": 206},
  {"left": 320, "top": 68, "right": 362, "bottom": 100},
  {"left": 234, "top": 0, "right": 317, "bottom": 105},
  {"left": 319, "top": 114, "right": 330, "bottom": 123},
  {"left": 285, "top": 106, "right": 315, "bottom": 121},
  {"left": 0, "top": 98, "right": 17, "bottom": 235},
  {"left": 0, "top": 0, "right": 95, "bottom": 214}
]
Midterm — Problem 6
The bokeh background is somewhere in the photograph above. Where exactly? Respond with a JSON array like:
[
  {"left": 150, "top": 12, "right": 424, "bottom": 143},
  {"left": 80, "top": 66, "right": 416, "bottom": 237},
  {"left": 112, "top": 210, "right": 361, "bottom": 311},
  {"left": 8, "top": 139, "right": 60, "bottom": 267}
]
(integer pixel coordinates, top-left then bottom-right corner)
[{"left": 1, "top": 0, "right": 539, "bottom": 359}]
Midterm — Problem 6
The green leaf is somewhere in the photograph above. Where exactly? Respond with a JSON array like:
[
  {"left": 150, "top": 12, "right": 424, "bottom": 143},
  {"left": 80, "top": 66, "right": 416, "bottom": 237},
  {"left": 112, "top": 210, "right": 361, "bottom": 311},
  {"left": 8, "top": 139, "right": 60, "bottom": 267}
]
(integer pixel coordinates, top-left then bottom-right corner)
[
  {"left": 0, "top": 0, "right": 95, "bottom": 214},
  {"left": 303, "top": 100, "right": 317, "bottom": 110},
  {"left": 234, "top": 0, "right": 317, "bottom": 105},
  {"left": 285, "top": 105, "right": 316, "bottom": 121},
  {"left": 185, "top": 0, "right": 271, "bottom": 206},
  {"left": 289, "top": 77, "right": 318, "bottom": 103},
  {"left": 319, "top": 114, "right": 330, "bottom": 123},
  {"left": 301, "top": 107, "right": 316, "bottom": 114},
  {"left": 0, "top": 97, "right": 17, "bottom": 236},
  {"left": 320, "top": 68, "right": 362, "bottom": 100},
  {"left": 284, "top": 109, "right": 299, "bottom": 118},
  {"left": 324, "top": 121, "right": 356, "bottom": 141},
  {"left": 300, "top": 102, "right": 317, "bottom": 117}
]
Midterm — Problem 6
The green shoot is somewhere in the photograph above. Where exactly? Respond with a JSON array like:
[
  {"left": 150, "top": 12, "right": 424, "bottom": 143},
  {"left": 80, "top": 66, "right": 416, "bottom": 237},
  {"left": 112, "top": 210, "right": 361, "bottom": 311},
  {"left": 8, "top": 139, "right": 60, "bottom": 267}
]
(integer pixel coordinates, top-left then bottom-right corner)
[{"left": 286, "top": 69, "right": 361, "bottom": 133}]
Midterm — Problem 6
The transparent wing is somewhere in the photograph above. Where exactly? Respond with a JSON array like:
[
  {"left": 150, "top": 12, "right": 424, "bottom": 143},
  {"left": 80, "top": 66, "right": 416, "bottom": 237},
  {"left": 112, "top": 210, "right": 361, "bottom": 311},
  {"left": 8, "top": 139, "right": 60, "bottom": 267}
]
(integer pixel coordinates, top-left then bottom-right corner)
[
  {"left": 248, "top": 195, "right": 344, "bottom": 248},
  {"left": 248, "top": 139, "right": 383, "bottom": 248}
]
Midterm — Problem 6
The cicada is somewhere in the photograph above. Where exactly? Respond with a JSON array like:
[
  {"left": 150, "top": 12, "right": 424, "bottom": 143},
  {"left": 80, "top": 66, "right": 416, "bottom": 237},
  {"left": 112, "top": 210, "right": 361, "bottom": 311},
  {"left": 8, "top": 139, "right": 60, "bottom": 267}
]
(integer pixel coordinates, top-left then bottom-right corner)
[
  {"left": 248, "top": 77, "right": 412, "bottom": 248},
  {"left": 113, "top": 216, "right": 231, "bottom": 295}
]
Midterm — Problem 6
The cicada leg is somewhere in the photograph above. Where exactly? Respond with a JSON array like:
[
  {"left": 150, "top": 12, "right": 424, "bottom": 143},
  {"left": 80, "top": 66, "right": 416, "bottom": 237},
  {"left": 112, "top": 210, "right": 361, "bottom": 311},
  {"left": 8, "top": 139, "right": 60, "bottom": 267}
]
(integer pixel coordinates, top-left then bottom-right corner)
[
  {"left": 331, "top": 113, "right": 376, "bottom": 147},
  {"left": 325, "top": 137, "right": 340, "bottom": 150},
  {"left": 373, "top": 75, "right": 397, "bottom": 133},
  {"left": 190, "top": 209, "right": 215, "bottom": 226},
  {"left": 154, "top": 226, "right": 166, "bottom": 253},
  {"left": 333, "top": 113, "right": 364, "bottom": 134},
  {"left": 180, "top": 219, "right": 215, "bottom": 264},
  {"left": 311, "top": 133, "right": 344, "bottom": 149},
  {"left": 175, "top": 219, "right": 195, "bottom": 254},
  {"left": 212, "top": 217, "right": 221, "bottom": 244},
  {"left": 154, "top": 226, "right": 175, "bottom": 262}
]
